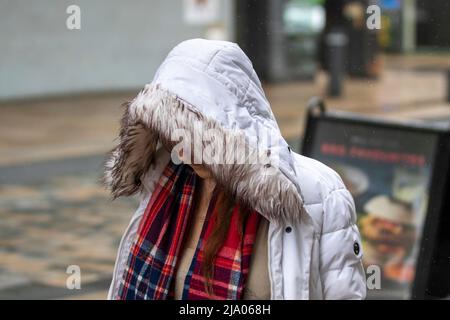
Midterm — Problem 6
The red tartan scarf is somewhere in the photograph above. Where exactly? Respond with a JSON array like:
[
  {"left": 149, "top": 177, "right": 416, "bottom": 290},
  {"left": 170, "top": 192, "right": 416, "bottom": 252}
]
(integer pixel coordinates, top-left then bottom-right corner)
[{"left": 116, "top": 161, "right": 261, "bottom": 300}]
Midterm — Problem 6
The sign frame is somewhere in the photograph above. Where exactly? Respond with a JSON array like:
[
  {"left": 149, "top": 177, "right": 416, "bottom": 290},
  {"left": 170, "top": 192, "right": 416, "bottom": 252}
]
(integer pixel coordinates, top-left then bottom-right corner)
[{"left": 301, "top": 98, "right": 450, "bottom": 299}]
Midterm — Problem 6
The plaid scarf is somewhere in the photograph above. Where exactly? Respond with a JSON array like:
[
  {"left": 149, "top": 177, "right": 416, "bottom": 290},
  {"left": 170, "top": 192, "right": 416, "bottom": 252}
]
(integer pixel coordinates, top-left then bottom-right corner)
[{"left": 116, "top": 161, "right": 261, "bottom": 300}]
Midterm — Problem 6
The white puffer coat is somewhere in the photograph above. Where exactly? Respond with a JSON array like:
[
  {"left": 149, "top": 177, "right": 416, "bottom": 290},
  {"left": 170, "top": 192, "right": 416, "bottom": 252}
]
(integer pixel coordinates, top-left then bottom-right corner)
[{"left": 104, "top": 39, "right": 367, "bottom": 300}]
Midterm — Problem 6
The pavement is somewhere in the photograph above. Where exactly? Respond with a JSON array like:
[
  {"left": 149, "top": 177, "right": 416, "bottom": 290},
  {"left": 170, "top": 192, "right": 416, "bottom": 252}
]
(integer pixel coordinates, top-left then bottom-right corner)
[
  {"left": 0, "top": 155, "right": 137, "bottom": 299},
  {"left": 1, "top": 54, "right": 450, "bottom": 299}
]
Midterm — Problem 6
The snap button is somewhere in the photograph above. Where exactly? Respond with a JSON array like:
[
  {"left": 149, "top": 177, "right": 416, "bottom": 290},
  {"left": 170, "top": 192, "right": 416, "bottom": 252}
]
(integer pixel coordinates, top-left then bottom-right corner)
[
  {"left": 353, "top": 242, "right": 360, "bottom": 255},
  {"left": 285, "top": 226, "right": 292, "bottom": 233}
]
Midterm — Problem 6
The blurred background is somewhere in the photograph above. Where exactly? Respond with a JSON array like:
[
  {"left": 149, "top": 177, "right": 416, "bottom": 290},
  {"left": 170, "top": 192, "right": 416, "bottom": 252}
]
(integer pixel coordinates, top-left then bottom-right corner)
[{"left": 1, "top": 0, "right": 449, "bottom": 299}]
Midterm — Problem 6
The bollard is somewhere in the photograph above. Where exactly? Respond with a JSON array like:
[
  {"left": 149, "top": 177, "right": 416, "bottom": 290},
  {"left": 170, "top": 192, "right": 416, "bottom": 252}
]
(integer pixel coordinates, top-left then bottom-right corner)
[{"left": 326, "top": 30, "right": 348, "bottom": 97}]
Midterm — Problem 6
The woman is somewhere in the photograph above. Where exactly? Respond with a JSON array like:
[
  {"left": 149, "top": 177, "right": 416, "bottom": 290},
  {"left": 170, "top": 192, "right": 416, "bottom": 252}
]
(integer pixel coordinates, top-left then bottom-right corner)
[{"left": 104, "top": 39, "right": 366, "bottom": 300}]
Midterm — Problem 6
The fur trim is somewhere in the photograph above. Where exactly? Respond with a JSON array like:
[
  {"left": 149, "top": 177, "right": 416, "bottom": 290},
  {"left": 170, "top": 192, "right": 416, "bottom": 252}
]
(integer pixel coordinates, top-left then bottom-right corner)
[{"left": 103, "top": 84, "right": 305, "bottom": 224}]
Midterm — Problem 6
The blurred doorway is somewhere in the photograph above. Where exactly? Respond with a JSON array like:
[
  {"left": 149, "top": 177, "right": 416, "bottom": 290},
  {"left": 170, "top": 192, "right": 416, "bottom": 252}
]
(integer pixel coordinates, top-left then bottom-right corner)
[
  {"left": 235, "top": 0, "right": 325, "bottom": 82},
  {"left": 416, "top": 0, "right": 450, "bottom": 50}
]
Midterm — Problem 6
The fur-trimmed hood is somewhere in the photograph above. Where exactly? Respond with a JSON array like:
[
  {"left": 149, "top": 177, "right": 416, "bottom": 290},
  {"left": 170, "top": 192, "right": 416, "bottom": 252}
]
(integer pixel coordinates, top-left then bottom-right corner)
[{"left": 104, "top": 39, "right": 306, "bottom": 224}]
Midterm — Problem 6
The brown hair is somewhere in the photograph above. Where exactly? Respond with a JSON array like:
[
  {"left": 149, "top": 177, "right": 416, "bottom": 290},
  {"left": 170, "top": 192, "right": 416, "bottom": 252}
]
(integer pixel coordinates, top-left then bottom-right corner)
[
  {"left": 201, "top": 188, "right": 250, "bottom": 297},
  {"left": 161, "top": 141, "right": 251, "bottom": 296}
]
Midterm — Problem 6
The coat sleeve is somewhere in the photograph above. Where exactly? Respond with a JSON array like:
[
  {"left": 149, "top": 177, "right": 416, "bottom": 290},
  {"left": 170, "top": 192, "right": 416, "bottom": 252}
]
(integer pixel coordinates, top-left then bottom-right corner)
[{"left": 319, "top": 188, "right": 367, "bottom": 300}]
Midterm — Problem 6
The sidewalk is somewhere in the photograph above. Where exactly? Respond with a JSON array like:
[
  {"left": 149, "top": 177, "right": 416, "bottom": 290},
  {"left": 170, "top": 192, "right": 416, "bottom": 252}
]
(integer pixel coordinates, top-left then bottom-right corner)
[{"left": 1, "top": 54, "right": 450, "bottom": 299}]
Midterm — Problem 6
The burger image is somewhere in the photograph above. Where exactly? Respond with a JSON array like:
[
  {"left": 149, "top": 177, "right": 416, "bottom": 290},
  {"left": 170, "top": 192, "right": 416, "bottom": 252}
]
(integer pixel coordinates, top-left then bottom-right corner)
[
  {"left": 383, "top": 258, "right": 416, "bottom": 284},
  {"left": 359, "top": 195, "right": 416, "bottom": 269}
]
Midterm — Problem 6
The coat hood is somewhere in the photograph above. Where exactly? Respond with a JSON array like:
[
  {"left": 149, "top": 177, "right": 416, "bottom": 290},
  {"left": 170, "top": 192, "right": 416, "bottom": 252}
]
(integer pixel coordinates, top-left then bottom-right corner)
[{"left": 103, "top": 39, "right": 306, "bottom": 224}]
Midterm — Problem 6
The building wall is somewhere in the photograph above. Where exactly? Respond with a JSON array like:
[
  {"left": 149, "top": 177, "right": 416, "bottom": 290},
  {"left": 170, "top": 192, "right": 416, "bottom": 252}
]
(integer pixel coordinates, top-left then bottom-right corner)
[{"left": 0, "top": 0, "right": 235, "bottom": 100}]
